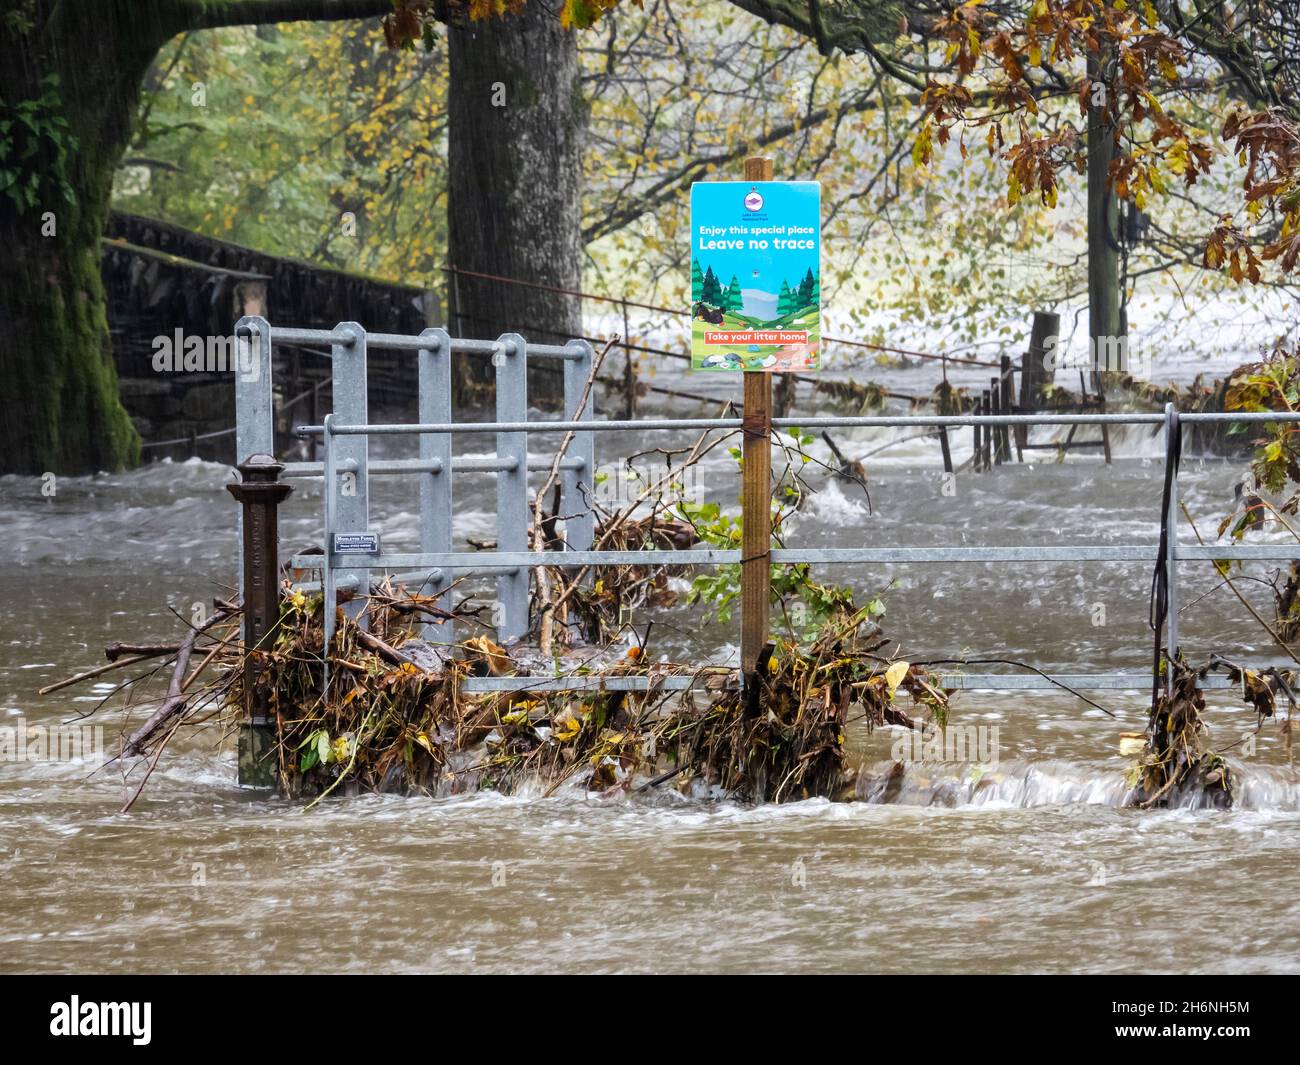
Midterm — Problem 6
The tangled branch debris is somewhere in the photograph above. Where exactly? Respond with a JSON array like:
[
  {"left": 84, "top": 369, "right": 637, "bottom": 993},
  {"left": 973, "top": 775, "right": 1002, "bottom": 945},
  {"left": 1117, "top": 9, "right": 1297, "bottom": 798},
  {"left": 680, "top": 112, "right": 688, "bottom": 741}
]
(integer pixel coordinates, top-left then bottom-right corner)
[
  {"left": 1127, "top": 658, "right": 1292, "bottom": 809},
  {"left": 256, "top": 591, "right": 952, "bottom": 802},
  {"left": 48, "top": 581, "right": 957, "bottom": 807}
]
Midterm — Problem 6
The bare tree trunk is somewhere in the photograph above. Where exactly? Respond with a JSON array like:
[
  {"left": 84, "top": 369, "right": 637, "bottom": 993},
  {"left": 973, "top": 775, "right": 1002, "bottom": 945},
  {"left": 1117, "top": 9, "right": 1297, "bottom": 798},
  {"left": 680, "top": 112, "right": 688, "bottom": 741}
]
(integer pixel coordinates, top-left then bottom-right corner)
[
  {"left": 447, "top": 6, "right": 585, "bottom": 406},
  {"left": 1087, "top": 49, "right": 1123, "bottom": 393}
]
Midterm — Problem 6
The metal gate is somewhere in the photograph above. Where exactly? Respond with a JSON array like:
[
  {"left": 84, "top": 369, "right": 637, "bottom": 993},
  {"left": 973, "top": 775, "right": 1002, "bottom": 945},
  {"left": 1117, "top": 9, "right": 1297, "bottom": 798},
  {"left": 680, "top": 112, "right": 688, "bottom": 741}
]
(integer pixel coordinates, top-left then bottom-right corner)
[{"left": 233, "top": 316, "right": 1299, "bottom": 696}]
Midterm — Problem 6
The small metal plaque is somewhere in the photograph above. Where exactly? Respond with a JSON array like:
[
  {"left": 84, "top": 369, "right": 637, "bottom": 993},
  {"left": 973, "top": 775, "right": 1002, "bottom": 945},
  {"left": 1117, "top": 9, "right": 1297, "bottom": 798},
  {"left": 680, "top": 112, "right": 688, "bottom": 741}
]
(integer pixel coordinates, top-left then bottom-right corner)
[{"left": 333, "top": 532, "right": 380, "bottom": 554}]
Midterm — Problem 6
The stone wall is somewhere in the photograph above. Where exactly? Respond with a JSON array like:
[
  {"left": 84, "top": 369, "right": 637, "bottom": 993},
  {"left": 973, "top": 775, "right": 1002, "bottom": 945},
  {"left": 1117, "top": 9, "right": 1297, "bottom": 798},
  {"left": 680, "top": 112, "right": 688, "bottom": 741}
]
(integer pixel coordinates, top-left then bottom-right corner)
[{"left": 103, "top": 211, "right": 434, "bottom": 464}]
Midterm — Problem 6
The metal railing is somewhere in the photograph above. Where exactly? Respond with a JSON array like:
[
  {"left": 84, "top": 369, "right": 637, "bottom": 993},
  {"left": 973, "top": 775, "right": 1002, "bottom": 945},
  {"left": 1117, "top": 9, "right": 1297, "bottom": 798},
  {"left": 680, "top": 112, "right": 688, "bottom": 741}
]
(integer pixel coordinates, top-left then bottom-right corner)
[
  {"left": 234, "top": 317, "right": 1300, "bottom": 697},
  {"left": 233, "top": 317, "right": 595, "bottom": 685}
]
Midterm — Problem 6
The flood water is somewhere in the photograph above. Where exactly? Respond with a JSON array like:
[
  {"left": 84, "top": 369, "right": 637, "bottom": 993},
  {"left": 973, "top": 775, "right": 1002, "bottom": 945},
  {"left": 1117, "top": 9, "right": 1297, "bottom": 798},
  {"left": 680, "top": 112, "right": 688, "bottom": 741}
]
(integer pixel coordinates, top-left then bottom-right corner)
[{"left": 3, "top": 350, "right": 1299, "bottom": 974}]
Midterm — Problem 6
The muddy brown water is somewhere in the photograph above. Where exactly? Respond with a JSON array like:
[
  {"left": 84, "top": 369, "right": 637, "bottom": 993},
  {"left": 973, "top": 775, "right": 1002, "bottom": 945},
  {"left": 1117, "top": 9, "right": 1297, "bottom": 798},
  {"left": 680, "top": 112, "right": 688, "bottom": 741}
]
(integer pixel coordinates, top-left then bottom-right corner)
[{"left": 2, "top": 406, "right": 1298, "bottom": 973}]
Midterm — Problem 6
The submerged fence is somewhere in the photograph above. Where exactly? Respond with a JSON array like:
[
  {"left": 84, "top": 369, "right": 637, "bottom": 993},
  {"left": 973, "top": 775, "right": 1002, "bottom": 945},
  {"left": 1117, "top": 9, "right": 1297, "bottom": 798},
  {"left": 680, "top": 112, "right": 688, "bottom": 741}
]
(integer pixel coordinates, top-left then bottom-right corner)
[{"left": 233, "top": 316, "right": 1299, "bottom": 697}]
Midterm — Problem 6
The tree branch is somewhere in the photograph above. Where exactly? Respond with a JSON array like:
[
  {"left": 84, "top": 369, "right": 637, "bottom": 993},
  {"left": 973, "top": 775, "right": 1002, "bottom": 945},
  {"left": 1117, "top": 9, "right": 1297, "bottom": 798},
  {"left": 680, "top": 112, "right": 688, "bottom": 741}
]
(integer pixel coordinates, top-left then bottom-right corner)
[{"left": 179, "top": 0, "right": 393, "bottom": 31}]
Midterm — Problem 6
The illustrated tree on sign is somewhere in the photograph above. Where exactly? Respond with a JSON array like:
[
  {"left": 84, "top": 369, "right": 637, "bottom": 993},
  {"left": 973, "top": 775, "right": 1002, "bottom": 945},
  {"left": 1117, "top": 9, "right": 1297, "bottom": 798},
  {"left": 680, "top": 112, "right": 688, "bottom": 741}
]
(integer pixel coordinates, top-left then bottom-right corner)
[
  {"left": 797, "top": 267, "right": 815, "bottom": 308},
  {"left": 724, "top": 275, "right": 744, "bottom": 313},
  {"left": 691, "top": 258, "right": 704, "bottom": 303},
  {"left": 776, "top": 278, "right": 796, "bottom": 317},
  {"left": 701, "top": 265, "right": 723, "bottom": 306}
]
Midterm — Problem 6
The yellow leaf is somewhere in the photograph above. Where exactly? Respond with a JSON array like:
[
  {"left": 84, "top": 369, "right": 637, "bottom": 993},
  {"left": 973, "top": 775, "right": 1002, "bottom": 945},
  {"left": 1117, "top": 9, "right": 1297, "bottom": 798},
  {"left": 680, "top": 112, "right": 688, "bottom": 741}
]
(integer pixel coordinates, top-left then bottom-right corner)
[
  {"left": 885, "top": 661, "right": 910, "bottom": 695},
  {"left": 553, "top": 711, "right": 583, "bottom": 741}
]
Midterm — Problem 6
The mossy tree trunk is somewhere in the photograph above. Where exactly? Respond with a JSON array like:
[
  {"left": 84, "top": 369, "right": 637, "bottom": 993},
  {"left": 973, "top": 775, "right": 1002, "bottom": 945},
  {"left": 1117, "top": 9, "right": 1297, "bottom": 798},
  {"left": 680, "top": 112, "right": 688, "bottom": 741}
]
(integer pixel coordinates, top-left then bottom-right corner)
[
  {"left": 1, "top": 0, "right": 584, "bottom": 470},
  {"left": 0, "top": 4, "right": 175, "bottom": 473},
  {"left": 0, "top": 1, "right": 395, "bottom": 474}
]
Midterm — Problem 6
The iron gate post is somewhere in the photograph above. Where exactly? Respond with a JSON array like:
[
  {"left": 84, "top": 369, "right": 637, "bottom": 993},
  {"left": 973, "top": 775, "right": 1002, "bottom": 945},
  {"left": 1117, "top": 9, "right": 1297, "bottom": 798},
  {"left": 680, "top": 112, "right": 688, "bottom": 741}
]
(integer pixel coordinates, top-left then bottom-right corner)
[
  {"left": 331, "top": 322, "right": 369, "bottom": 621},
  {"left": 495, "top": 333, "right": 530, "bottom": 642},
  {"left": 322, "top": 414, "right": 337, "bottom": 699},
  {"left": 562, "top": 338, "right": 596, "bottom": 556},
  {"left": 233, "top": 316, "right": 273, "bottom": 624},
  {"left": 1164, "top": 402, "right": 1180, "bottom": 694},
  {"left": 419, "top": 327, "right": 454, "bottom": 643},
  {"left": 227, "top": 453, "right": 292, "bottom": 788}
]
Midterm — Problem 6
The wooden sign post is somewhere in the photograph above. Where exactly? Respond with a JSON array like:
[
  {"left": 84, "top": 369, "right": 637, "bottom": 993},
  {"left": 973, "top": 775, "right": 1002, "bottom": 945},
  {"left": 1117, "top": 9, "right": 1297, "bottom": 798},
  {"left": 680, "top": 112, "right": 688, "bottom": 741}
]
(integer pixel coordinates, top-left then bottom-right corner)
[
  {"left": 740, "top": 155, "right": 773, "bottom": 693},
  {"left": 689, "top": 155, "right": 819, "bottom": 700}
]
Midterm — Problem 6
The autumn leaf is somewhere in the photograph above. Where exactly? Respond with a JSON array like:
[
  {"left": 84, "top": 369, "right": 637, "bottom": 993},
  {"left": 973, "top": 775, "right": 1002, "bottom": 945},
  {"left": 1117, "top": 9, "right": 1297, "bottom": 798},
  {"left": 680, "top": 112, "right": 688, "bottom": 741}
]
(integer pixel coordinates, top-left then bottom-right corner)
[
  {"left": 884, "top": 660, "right": 910, "bottom": 696},
  {"left": 553, "top": 710, "right": 583, "bottom": 741}
]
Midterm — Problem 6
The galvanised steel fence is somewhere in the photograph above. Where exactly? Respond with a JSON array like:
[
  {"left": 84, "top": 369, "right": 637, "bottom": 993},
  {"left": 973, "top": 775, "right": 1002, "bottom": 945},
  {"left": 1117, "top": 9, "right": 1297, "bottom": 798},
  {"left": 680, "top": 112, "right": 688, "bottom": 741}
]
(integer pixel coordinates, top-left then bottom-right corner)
[{"left": 234, "top": 316, "right": 1300, "bottom": 697}]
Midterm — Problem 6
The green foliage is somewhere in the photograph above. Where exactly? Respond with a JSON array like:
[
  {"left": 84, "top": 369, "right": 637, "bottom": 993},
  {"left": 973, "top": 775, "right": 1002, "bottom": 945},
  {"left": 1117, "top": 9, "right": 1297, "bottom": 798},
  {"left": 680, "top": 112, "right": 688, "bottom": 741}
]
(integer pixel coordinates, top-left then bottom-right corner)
[
  {"left": 298, "top": 728, "right": 329, "bottom": 773},
  {"left": 1224, "top": 349, "right": 1300, "bottom": 498},
  {"left": 1215, "top": 346, "right": 1300, "bottom": 640},
  {"left": 680, "top": 434, "right": 877, "bottom": 644},
  {"left": 116, "top": 23, "right": 447, "bottom": 278},
  {"left": 2, "top": 1, "right": 36, "bottom": 35},
  {"left": 0, "top": 74, "right": 76, "bottom": 214}
]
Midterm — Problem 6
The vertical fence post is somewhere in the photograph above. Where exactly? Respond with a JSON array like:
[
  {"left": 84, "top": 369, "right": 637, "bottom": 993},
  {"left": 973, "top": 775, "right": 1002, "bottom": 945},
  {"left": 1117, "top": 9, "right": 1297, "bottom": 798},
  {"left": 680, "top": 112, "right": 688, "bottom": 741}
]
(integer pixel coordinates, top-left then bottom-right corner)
[
  {"left": 234, "top": 316, "right": 274, "bottom": 467},
  {"left": 937, "top": 353, "right": 954, "bottom": 473},
  {"left": 309, "top": 379, "right": 320, "bottom": 463},
  {"left": 331, "top": 323, "right": 369, "bottom": 620},
  {"left": 1000, "top": 383, "right": 1010, "bottom": 462},
  {"left": 495, "top": 332, "right": 530, "bottom": 642},
  {"left": 563, "top": 338, "right": 596, "bottom": 558},
  {"left": 322, "top": 413, "right": 337, "bottom": 699},
  {"left": 980, "top": 390, "right": 991, "bottom": 471},
  {"left": 226, "top": 453, "right": 292, "bottom": 788},
  {"left": 1001, "top": 354, "right": 1021, "bottom": 462},
  {"left": 621, "top": 299, "right": 637, "bottom": 421},
  {"left": 938, "top": 425, "right": 953, "bottom": 474},
  {"left": 1164, "top": 402, "right": 1180, "bottom": 694},
  {"left": 990, "top": 380, "right": 1003, "bottom": 466},
  {"left": 450, "top": 264, "right": 465, "bottom": 338},
  {"left": 419, "top": 327, "right": 454, "bottom": 644},
  {"left": 984, "top": 390, "right": 995, "bottom": 469},
  {"left": 234, "top": 315, "right": 273, "bottom": 638},
  {"left": 740, "top": 155, "right": 774, "bottom": 697}
]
